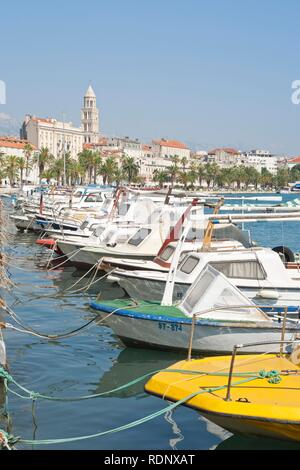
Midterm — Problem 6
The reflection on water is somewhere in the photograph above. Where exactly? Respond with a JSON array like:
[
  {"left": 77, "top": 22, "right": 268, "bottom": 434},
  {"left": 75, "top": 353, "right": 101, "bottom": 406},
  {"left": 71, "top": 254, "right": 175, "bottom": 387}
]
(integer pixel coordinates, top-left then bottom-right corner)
[
  {"left": 164, "top": 409, "right": 184, "bottom": 450},
  {"left": 96, "top": 348, "right": 183, "bottom": 398},
  {"left": 49, "top": 265, "right": 127, "bottom": 299}
]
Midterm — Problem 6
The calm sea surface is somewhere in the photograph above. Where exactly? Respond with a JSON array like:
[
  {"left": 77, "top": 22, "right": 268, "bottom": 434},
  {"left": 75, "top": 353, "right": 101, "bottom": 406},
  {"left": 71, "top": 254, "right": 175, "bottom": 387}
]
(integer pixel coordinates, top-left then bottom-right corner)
[{"left": 1, "top": 193, "right": 300, "bottom": 450}]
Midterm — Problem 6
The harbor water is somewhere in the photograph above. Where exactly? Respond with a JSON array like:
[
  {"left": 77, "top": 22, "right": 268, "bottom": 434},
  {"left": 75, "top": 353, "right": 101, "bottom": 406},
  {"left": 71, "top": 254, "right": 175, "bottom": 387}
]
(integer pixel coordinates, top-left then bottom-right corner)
[{"left": 1, "top": 193, "right": 300, "bottom": 450}]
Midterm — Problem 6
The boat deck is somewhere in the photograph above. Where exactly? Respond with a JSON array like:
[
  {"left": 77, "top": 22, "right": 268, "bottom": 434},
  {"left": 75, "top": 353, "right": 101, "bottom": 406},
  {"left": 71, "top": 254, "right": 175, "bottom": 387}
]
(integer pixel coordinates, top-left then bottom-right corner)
[
  {"left": 91, "top": 298, "right": 185, "bottom": 319},
  {"left": 146, "top": 354, "right": 300, "bottom": 417}
]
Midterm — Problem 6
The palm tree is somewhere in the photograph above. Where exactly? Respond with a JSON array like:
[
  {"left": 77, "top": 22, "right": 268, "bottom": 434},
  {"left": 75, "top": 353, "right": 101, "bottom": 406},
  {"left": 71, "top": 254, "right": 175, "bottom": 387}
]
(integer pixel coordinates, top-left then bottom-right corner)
[
  {"left": 227, "top": 166, "right": 241, "bottom": 190},
  {"left": 34, "top": 147, "right": 54, "bottom": 182},
  {"left": 153, "top": 169, "right": 168, "bottom": 188},
  {"left": 181, "top": 156, "right": 188, "bottom": 172},
  {"left": 41, "top": 169, "right": 53, "bottom": 185},
  {"left": 121, "top": 156, "right": 139, "bottom": 184},
  {"left": 99, "top": 157, "right": 119, "bottom": 185},
  {"left": 4, "top": 155, "right": 19, "bottom": 186},
  {"left": 23, "top": 143, "right": 34, "bottom": 179},
  {"left": 0, "top": 168, "right": 6, "bottom": 186},
  {"left": 92, "top": 151, "right": 102, "bottom": 184},
  {"left": 170, "top": 155, "right": 180, "bottom": 166},
  {"left": 205, "top": 162, "right": 219, "bottom": 188},
  {"left": 16, "top": 157, "right": 27, "bottom": 190},
  {"left": 78, "top": 149, "right": 98, "bottom": 184},
  {"left": 167, "top": 164, "right": 179, "bottom": 188},
  {"left": 195, "top": 163, "right": 206, "bottom": 188},
  {"left": 260, "top": 168, "right": 274, "bottom": 189},
  {"left": 68, "top": 160, "right": 86, "bottom": 186},
  {"left": 178, "top": 170, "right": 191, "bottom": 190},
  {"left": 113, "top": 168, "right": 124, "bottom": 186},
  {"left": 275, "top": 167, "right": 290, "bottom": 189},
  {"left": 49, "top": 158, "right": 64, "bottom": 185}
]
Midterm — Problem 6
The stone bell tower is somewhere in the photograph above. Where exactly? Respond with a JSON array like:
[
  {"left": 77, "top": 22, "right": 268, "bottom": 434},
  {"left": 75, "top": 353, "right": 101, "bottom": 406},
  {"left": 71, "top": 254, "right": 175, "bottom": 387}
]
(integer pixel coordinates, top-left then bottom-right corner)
[{"left": 81, "top": 85, "right": 99, "bottom": 143}]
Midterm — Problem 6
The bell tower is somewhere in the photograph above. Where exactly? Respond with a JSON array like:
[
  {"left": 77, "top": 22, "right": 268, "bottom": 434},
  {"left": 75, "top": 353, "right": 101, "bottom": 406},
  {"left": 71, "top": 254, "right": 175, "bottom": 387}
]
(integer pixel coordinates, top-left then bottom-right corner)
[{"left": 81, "top": 85, "right": 99, "bottom": 143}]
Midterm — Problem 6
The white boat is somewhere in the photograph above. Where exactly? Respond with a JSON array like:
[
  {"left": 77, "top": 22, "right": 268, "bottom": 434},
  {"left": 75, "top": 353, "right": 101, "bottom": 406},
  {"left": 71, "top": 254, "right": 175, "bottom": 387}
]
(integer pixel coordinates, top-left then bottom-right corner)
[
  {"left": 90, "top": 265, "right": 300, "bottom": 354},
  {"left": 107, "top": 209, "right": 300, "bottom": 309},
  {"left": 10, "top": 187, "right": 114, "bottom": 232},
  {"left": 110, "top": 246, "right": 300, "bottom": 309},
  {"left": 56, "top": 201, "right": 204, "bottom": 267}
]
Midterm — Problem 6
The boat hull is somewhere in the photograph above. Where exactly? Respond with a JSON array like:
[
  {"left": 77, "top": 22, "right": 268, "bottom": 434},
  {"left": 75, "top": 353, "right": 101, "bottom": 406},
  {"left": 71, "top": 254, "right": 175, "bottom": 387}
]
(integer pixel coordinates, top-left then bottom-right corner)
[
  {"left": 92, "top": 307, "right": 297, "bottom": 353},
  {"left": 200, "top": 411, "right": 300, "bottom": 443},
  {"left": 116, "top": 275, "right": 300, "bottom": 309}
]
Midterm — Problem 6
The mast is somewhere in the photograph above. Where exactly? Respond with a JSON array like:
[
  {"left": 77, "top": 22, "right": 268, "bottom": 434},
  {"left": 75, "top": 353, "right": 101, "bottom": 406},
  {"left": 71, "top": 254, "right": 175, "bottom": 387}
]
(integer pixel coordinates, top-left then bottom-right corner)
[{"left": 201, "top": 197, "right": 224, "bottom": 251}]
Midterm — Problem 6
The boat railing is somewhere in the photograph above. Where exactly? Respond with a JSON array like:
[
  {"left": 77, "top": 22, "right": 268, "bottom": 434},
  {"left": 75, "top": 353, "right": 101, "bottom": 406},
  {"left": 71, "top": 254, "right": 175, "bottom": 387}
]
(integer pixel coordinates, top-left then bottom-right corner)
[
  {"left": 187, "top": 305, "right": 296, "bottom": 361},
  {"left": 186, "top": 304, "right": 300, "bottom": 402},
  {"left": 224, "top": 337, "right": 300, "bottom": 402}
]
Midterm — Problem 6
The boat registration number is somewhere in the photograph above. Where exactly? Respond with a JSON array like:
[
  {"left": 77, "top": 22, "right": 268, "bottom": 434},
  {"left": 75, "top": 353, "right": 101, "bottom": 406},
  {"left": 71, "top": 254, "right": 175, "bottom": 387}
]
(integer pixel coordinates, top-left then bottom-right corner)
[{"left": 158, "top": 322, "right": 183, "bottom": 332}]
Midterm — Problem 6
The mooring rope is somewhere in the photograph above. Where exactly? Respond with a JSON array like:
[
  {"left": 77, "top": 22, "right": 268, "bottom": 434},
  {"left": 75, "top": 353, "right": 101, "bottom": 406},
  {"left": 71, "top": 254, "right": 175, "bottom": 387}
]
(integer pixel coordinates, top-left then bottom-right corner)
[
  {"left": 1, "top": 300, "right": 140, "bottom": 341},
  {"left": 0, "top": 374, "right": 273, "bottom": 448},
  {"left": 0, "top": 365, "right": 283, "bottom": 404}
]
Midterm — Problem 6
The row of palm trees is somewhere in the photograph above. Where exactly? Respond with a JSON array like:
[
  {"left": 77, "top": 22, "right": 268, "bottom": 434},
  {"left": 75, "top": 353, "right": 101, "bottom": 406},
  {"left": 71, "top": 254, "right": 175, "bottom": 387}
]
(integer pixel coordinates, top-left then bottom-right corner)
[
  {"left": 0, "top": 146, "right": 141, "bottom": 187},
  {"left": 153, "top": 156, "right": 300, "bottom": 190},
  {"left": 1, "top": 147, "right": 300, "bottom": 190}
]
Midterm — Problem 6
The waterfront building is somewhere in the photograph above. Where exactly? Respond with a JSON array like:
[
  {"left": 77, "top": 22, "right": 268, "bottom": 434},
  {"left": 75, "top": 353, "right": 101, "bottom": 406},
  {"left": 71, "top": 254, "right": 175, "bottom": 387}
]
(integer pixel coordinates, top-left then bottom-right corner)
[
  {"left": 152, "top": 139, "right": 191, "bottom": 160},
  {"left": 20, "top": 116, "right": 85, "bottom": 159},
  {"left": 207, "top": 148, "right": 242, "bottom": 167},
  {"left": 286, "top": 156, "right": 300, "bottom": 169},
  {"left": 108, "top": 136, "right": 143, "bottom": 159},
  {"left": 20, "top": 86, "right": 100, "bottom": 158},
  {"left": 243, "top": 150, "right": 279, "bottom": 174},
  {"left": 0, "top": 136, "right": 38, "bottom": 184}
]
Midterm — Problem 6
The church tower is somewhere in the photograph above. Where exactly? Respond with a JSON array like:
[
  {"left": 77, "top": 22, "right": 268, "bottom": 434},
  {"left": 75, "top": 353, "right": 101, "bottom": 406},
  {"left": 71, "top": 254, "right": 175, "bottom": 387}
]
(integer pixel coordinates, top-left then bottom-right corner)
[{"left": 81, "top": 85, "right": 99, "bottom": 143}]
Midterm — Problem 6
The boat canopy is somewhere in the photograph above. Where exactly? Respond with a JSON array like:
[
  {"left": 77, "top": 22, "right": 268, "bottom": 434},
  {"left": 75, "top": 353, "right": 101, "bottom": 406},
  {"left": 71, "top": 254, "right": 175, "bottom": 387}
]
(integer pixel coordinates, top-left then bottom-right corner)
[{"left": 179, "top": 265, "right": 270, "bottom": 322}]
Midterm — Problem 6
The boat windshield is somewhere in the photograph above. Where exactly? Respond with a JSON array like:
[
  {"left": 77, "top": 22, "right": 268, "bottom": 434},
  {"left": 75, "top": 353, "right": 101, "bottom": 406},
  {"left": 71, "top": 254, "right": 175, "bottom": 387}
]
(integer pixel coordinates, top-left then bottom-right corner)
[
  {"left": 128, "top": 228, "right": 152, "bottom": 246},
  {"left": 179, "top": 265, "right": 268, "bottom": 322},
  {"left": 85, "top": 193, "right": 103, "bottom": 203}
]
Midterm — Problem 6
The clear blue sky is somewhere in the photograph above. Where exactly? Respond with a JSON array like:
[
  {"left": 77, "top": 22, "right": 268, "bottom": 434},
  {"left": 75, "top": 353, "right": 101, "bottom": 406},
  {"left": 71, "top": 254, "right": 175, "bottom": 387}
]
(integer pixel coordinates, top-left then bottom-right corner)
[{"left": 1, "top": 0, "right": 300, "bottom": 155}]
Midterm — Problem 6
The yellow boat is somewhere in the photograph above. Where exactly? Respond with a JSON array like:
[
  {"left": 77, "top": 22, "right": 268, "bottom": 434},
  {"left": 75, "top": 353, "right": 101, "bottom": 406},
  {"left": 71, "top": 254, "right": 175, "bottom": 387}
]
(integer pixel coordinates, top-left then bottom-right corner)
[{"left": 145, "top": 351, "right": 300, "bottom": 443}]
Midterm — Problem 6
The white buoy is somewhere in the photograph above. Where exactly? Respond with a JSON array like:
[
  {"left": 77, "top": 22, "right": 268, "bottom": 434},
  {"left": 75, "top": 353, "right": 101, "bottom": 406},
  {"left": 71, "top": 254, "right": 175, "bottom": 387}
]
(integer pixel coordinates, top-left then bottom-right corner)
[{"left": 256, "top": 289, "right": 280, "bottom": 300}]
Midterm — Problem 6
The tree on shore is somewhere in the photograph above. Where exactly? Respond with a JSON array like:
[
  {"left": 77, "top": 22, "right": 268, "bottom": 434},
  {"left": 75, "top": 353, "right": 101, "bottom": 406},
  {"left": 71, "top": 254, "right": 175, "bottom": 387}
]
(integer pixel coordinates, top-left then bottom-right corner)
[
  {"left": 99, "top": 157, "right": 119, "bottom": 185},
  {"left": 153, "top": 169, "right": 168, "bottom": 188},
  {"left": 34, "top": 147, "right": 55, "bottom": 183},
  {"left": 23, "top": 143, "right": 34, "bottom": 179},
  {"left": 4, "top": 155, "right": 19, "bottom": 186},
  {"left": 121, "top": 156, "right": 139, "bottom": 184},
  {"left": 16, "top": 157, "right": 27, "bottom": 189}
]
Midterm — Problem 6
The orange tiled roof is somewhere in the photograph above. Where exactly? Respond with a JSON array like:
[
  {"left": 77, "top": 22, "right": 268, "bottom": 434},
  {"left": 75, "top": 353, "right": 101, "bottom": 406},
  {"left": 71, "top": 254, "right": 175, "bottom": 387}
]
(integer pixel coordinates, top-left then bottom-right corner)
[
  {"left": 153, "top": 139, "right": 188, "bottom": 150},
  {"left": 208, "top": 147, "right": 239, "bottom": 155},
  {"left": 288, "top": 156, "right": 300, "bottom": 164},
  {"left": 0, "top": 136, "right": 36, "bottom": 151},
  {"left": 31, "top": 117, "right": 54, "bottom": 124},
  {"left": 98, "top": 137, "right": 108, "bottom": 145},
  {"left": 142, "top": 144, "right": 152, "bottom": 151},
  {"left": 83, "top": 138, "right": 109, "bottom": 150}
]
